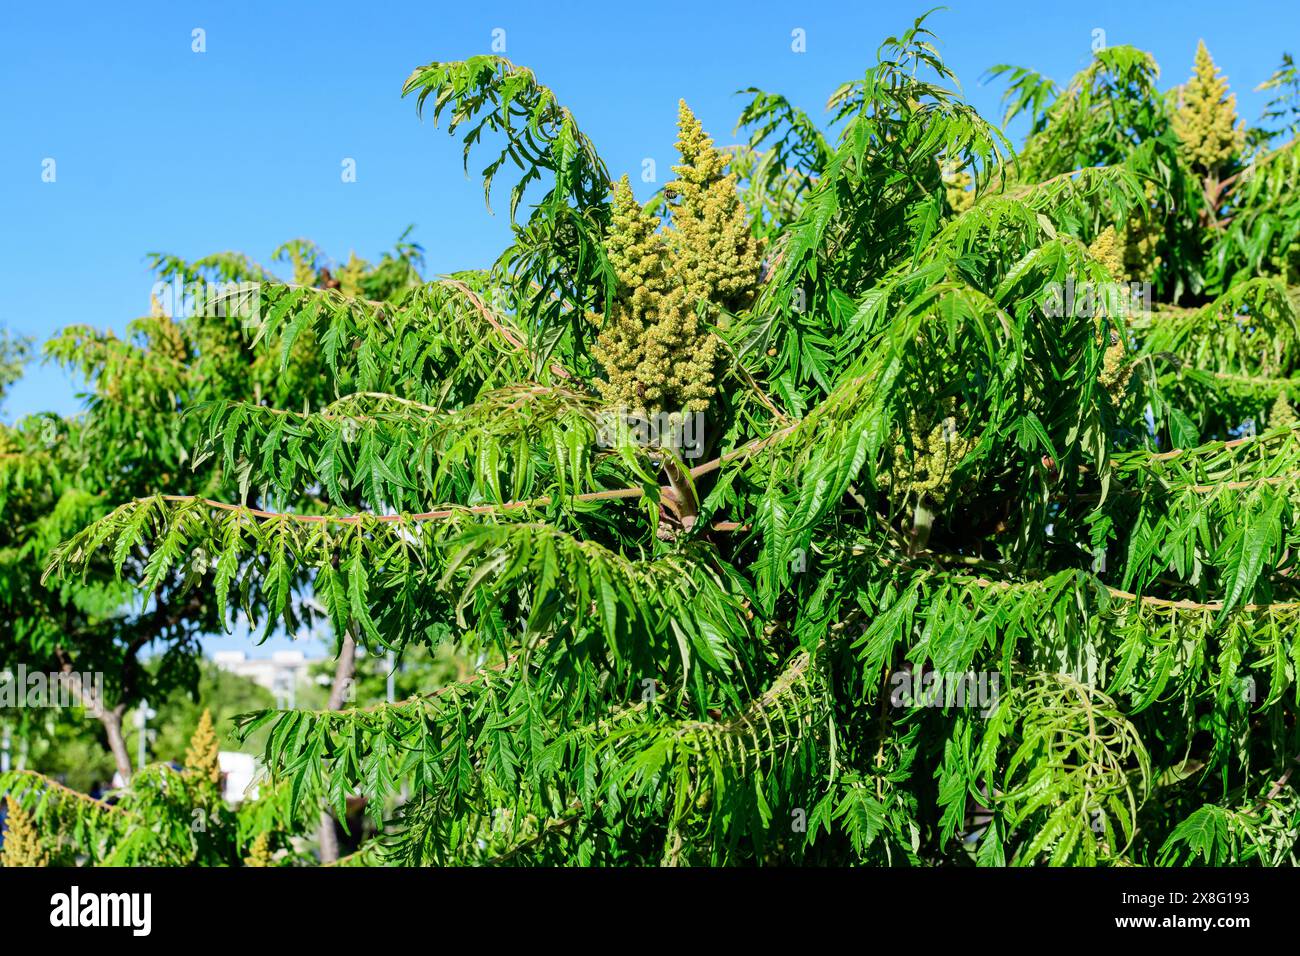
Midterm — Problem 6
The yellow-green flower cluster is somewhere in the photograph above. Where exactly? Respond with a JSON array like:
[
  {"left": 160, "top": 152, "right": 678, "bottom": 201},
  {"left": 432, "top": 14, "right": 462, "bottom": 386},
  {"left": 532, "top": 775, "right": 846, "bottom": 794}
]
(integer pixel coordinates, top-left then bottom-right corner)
[
  {"left": 666, "top": 101, "right": 764, "bottom": 312},
  {"left": 1099, "top": 331, "right": 1134, "bottom": 401},
  {"left": 338, "top": 251, "right": 369, "bottom": 298},
  {"left": 1086, "top": 229, "right": 1135, "bottom": 401},
  {"left": 285, "top": 247, "right": 319, "bottom": 288},
  {"left": 941, "top": 162, "right": 975, "bottom": 215},
  {"left": 1089, "top": 226, "right": 1127, "bottom": 282},
  {"left": 184, "top": 708, "right": 222, "bottom": 785},
  {"left": 1270, "top": 391, "right": 1297, "bottom": 430},
  {"left": 0, "top": 796, "right": 49, "bottom": 867},
  {"left": 1123, "top": 182, "right": 1164, "bottom": 283},
  {"left": 244, "top": 831, "right": 274, "bottom": 867},
  {"left": 1172, "top": 41, "right": 1245, "bottom": 174},
  {"left": 593, "top": 102, "right": 762, "bottom": 416},
  {"left": 880, "top": 405, "right": 977, "bottom": 508}
]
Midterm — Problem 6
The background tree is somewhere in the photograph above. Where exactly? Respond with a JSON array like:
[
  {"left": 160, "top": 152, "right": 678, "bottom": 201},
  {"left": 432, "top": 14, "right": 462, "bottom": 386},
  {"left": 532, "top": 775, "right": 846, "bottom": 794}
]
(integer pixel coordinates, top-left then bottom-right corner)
[
  {"left": 0, "top": 716, "right": 315, "bottom": 866},
  {"left": 0, "top": 238, "right": 421, "bottom": 786}
]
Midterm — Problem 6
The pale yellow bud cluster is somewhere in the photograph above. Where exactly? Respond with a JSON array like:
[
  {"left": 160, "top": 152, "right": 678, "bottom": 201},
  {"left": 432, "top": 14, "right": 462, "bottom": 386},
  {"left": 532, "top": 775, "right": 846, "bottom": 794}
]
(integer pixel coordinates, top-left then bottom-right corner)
[
  {"left": 244, "top": 831, "right": 273, "bottom": 867},
  {"left": 879, "top": 404, "right": 977, "bottom": 508},
  {"left": 593, "top": 102, "right": 762, "bottom": 416},
  {"left": 1088, "top": 227, "right": 1127, "bottom": 282},
  {"left": 941, "top": 163, "right": 975, "bottom": 215},
  {"left": 666, "top": 101, "right": 764, "bottom": 311},
  {"left": 1099, "top": 332, "right": 1135, "bottom": 400},
  {"left": 286, "top": 249, "right": 318, "bottom": 288},
  {"left": 1172, "top": 41, "right": 1245, "bottom": 173},
  {"left": 1087, "top": 229, "right": 1135, "bottom": 401},
  {"left": 338, "top": 252, "right": 369, "bottom": 298},
  {"left": 1270, "top": 391, "right": 1297, "bottom": 430},
  {"left": 151, "top": 314, "right": 189, "bottom": 365},
  {"left": 1123, "top": 182, "right": 1163, "bottom": 283},
  {"left": 0, "top": 796, "right": 49, "bottom": 867},
  {"left": 184, "top": 708, "right": 222, "bottom": 785}
]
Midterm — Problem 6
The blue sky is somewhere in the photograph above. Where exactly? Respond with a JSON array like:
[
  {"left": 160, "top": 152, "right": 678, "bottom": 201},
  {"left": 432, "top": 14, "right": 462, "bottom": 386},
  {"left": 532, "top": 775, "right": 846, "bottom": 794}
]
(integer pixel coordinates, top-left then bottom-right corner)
[{"left": 2, "top": 0, "right": 1296, "bottom": 654}]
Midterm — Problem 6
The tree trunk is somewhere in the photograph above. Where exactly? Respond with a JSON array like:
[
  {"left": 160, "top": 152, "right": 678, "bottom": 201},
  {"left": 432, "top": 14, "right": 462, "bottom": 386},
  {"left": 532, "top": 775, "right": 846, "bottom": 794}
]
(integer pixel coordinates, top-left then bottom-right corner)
[
  {"left": 318, "top": 631, "right": 358, "bottom": 864},
  {"left": 58, "top": 660, "right": 133, "bottom": 784},
  {"left": 99, "top": 705, "right": 134, "bottom": 784}
]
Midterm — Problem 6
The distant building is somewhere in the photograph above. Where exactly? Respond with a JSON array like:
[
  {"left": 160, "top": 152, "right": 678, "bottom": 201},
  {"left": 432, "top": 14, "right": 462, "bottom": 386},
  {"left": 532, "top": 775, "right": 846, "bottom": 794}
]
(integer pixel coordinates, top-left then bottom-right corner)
[
  {"left": 220, "top": 751, "right": 259, "bottom": 804},
  {"left": 111, "top": 752, "right": 262, "bottom": 804},
  {"left": 211, "top": 650, "right": 323, "bottom": 708}
]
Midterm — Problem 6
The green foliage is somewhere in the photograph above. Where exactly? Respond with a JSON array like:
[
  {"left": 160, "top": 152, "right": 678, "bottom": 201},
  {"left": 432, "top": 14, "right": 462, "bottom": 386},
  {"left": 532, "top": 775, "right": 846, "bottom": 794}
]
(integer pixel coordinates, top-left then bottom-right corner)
[
  {"left": 15, "top": 11, "right": 1300, "bottom": 867},
  {"left": 1257, "top": 53, "right": 1300, "bottom": 142},
  {"left": 402, "top": 57, "right": 615, "bottom": 362},
  {"left": 992, "top": 46, "right": 1168, "bottom": 180},
  {"left": 0, "top": 764, "right": 312, "bottom": 866},
  {"left": 0, "top": 330, "right": 30, "bottom": 407},
  {"left": 0, "top": 233, "right": 429, "bottom": 795}
]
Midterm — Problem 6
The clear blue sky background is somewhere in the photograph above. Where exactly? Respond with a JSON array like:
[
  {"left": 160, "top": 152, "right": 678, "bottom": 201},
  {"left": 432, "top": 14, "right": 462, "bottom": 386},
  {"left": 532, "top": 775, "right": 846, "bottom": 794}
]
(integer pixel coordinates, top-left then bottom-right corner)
[{"left": 2, "top": 0, "right": 1296, "bottom": 654}]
